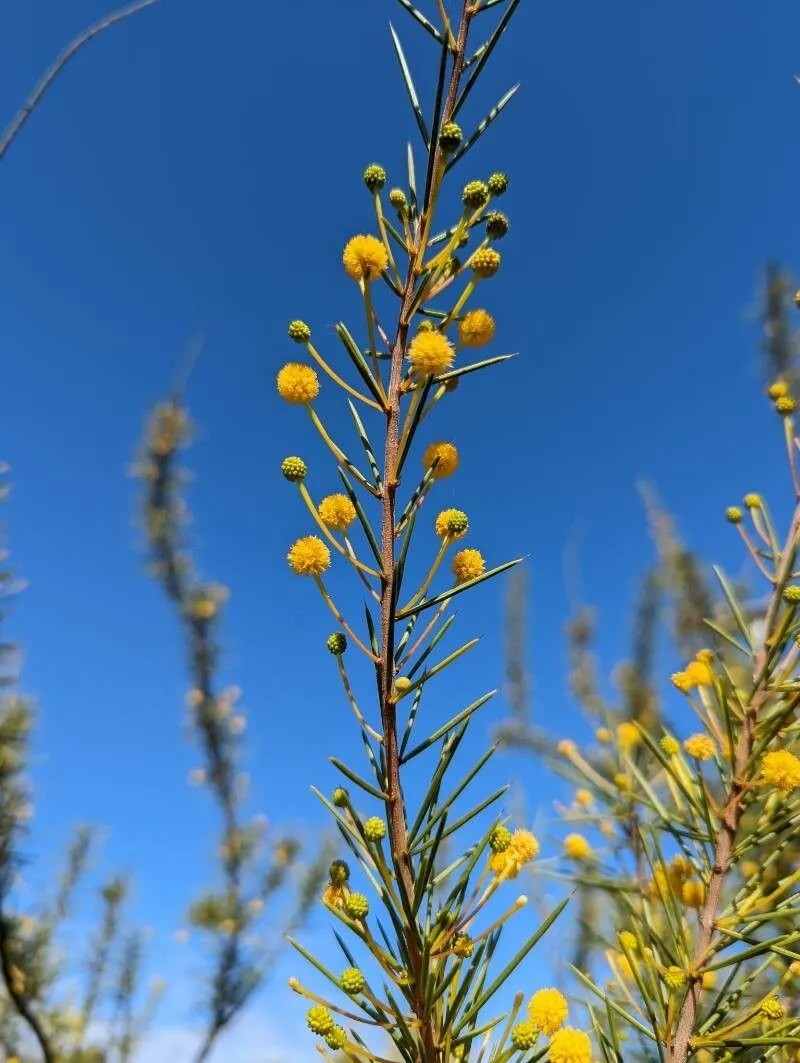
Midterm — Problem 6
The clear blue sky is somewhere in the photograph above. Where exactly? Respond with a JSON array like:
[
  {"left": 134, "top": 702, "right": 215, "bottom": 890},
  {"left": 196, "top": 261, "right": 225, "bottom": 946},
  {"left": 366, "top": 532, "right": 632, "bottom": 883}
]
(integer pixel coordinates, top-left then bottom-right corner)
[{"left": 2, "top": 0, "right": 800, "bottom": 1054}]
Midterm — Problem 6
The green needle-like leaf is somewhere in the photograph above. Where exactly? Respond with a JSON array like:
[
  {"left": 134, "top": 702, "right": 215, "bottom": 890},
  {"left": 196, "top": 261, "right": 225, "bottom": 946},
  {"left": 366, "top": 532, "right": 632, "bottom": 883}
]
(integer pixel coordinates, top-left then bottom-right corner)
[
  {"left": 396, "top": 558, "right": 523, "bottom": 618},
  {"left": 447, "top": 84, "right": 520, "bottom": 171},
  {"left": 390, "top": 24, "right": 430, "bottom": 146}
]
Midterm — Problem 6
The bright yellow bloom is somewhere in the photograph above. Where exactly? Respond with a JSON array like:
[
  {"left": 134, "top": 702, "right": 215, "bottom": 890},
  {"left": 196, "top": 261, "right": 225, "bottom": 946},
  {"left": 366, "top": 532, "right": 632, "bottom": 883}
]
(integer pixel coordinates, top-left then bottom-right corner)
[
  {"left": 452, "top": 548, "right": 485, "bottom": 583},
  {"left": 434, "top": 508, "right": 469, "bottom": 539},
  {"left": 458, "top": 308, "right": 495, "bottom": 348},
  {"left": 760, "top": 749, "right": 800, "bottom": 794},
  {"left": 277, "top": 362, "right": 320, "bottom": 404},
  {"left": 423, "top": 441, "right": 460, "bottom": 479},
  {"left": 685, "top": 659, "right": 713, "bottom": 686},
  {"left": 682, "top": 880, "right": 706, "bottom": 909},
  {"left": 769, "top": 379, "right": 789, "bottom": 399},
  {"left": 342, "top": 234, "right": 388, "bottom": 281},
  {"left": 548, "top": 1027, "right": 592, "bottom": 1063},
  {"left": 617, "top": 722, "right": 640, "bottom": 752},
  {"left": 563, "top": 833, "right": 591, "bottom": 860},
  {"left": 660, "top": 734, "right": 679, "bottom": 757},
  {"left": 669, "top": 855, "right": 692, "bottom": 889},
  {"left": 528, "top": 988, "right": 568, "bottom": 1036},
  {"left": 616, "top": 954, "right": 634, "bottom": 980},
  {"left": 684, "top": 734, "right": 715, "bottom": 761},
  {"left": 761, "top": 997, "right": 784, "bottom": 1020},
  {"left": 287, "top": 536, "right": 331, "bottom": 576},
  {"left": 618, "top": 931, "right": 637, "bottom": 951},
  {"left": 614, "top": 773, "right": 631, "bottom": 792},
  {"left": 701, "top": 970, "right": 717, "bottom": 990},
  {"left": 575, "top": 789, "right": 592, "bottom": 808},
  {"left": 489, "top": 829, "right": 539, "bottom": 880},
  {"left": 318, "top": 494, "right": 357, "bottom": 532},
  {"left": 671, "top": 671, "right": 693, "bottom": 693},
  {"left": 408, "top": 330, "right": 455, "bottom": 376}
]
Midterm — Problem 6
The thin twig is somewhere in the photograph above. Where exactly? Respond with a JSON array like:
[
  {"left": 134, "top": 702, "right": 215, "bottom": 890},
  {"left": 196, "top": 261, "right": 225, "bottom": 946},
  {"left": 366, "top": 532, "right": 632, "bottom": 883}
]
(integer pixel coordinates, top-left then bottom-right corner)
[{"left": 0, "top": 0, "right": 161, "bottom": 164}]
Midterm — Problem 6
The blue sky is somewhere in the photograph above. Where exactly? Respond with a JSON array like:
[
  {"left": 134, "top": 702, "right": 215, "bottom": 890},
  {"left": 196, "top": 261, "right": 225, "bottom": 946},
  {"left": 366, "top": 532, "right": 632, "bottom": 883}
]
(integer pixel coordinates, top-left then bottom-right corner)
[{"left": 2, "top": 0, "right": 800, "bottom": 1055}]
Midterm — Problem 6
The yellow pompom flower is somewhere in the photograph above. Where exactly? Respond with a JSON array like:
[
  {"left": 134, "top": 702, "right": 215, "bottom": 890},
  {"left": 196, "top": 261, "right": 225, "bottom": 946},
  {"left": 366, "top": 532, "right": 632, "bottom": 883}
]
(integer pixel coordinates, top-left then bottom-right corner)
[
  {"left": 660, "top": 734, "right": 679, "bottom": 757},
  {"left": 318, "top": 494, "right": 357, "bottom": 532},
  {"left": 408, "top": 330, "right": 456, "bottom": 376},
  {"left": 342, "top": 235, "right": 388, "bottom": 281},
  {"left": 563, "top": 833, "right": 591, "bottom": 860},
  {"left": 671, "top": 671, "right": 694, "bottom": 693},
  {"left": 682, "top": 880, "right": 706, "bottom": 909},
  {"left": 287, "top": 536, "right": 331, "bottom": 576},
  {"left": 702, "top": 970, "right": 717, "bottom": 990},
  {"left": 575, "top": 789, "right": 592, "bottom": 808},
  {"left": 617, "top": 722, "right": 640, "bottom": 752},
  {"left": 528, "top": 988, "right": 568, "bottom": 1036},
  {"left": 423, "top": 441, "right": 460, "bottom": 479},
  {"left": 618, "top": 931, "right": 637, "bottom": 951},
  {"left": 435, "top": 508, "right": 469, "bottom": 539},
  {"left": 664, "top": 966, "right": 687, "bottom": 990},
  {"left": 277, "top": 363, "right": 320, "bottom": 404},
  {"left": 488, "top": 829, "right": 539, "bottom": 880},
  {"left": 685, "top": 659, "right": 713, "bottom": 686},
  {"left": 616, "top": 954, "right": 634, "bottom": 980},
  {"left": 761, "top": 997, "right": 784, "bottom": 1020},
  {"left": 458, "top": 308, "right": 495, "bottom": 348},
  {"left": 684, "top": 734, "right": 715, "bottom": 761},
  {"left": 452, "top": 548, "right": 485, "bottom": 583},
  {"left": 760, "top": 749, "right": 800, "bottom": 794},
  {"left": 549, "top": 1027, "right": 592, "bottom": 1063}
]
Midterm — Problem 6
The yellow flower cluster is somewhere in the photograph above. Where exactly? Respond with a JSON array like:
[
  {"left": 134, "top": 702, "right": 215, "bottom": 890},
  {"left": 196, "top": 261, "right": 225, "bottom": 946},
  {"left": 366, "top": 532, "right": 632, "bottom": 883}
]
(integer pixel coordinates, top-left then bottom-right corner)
[
  {"left": 549, "top": 1028, "right": 592, "bottom": 1063},
  {"left": 277, "top": 363, "right": 320, "bottom": 404},
  {"left": 684, "top": 733, "right": 716, "bottom": 762},
  {"left": 671, "top": 653, "right": 713, "bottom": 692},
  {"left": 563, "top": 833, "right": 591, "bottom": 861},
  {"left": 528, "top": 988, "right": 568, "bottom": 1036},
  {"left": 318, "top": 494, "right": 357, "bottom": 532},
  {"left": 617, "top": 721, "right": 640, "bottom": 752},
  {"left": 760, "top": 749, "right": 800, "bottom": 794},
  {"left": 452, "top": 548, "right": 485, "bottom": 583},
  {"left": 288, "top": 536, "right": 331, "bottom": 576},
  {"left": 488, "top": 829, "right": 539, "bottom": 880},
  {"left": 458, "top": 308, "right": 495, "bottom": 348},
  {"left": 342, "top": 234, "right": 388, "bottom": 282},
  {"left": 423, "top": 441, "right": 459, "bottom": 479},
  {"left": 408, "top": 330, "right": 456, "bottom": 376}
]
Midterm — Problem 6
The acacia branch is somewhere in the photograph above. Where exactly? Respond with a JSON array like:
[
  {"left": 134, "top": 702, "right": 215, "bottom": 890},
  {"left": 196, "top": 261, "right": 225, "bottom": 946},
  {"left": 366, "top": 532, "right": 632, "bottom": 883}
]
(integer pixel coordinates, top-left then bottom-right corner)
[
  {"left": 0, "top": 914, "right": 55, "bottom": 1063},
  {"left": 0, "top": 0, "right": 161, "bottom": 164}
]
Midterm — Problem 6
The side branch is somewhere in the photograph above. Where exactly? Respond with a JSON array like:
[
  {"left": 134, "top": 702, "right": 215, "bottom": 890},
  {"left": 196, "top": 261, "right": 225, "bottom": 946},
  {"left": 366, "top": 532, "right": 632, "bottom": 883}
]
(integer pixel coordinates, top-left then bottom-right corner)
[{"left": 0, "top": 0, "right": 161, "bottom": 164}]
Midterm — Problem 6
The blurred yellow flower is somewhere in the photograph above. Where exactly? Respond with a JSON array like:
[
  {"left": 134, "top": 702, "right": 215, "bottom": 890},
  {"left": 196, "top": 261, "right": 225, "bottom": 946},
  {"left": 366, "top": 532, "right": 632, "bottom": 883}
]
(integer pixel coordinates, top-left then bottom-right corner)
[
  {"left": 458, "top": 308, "right": 495, "bottom": 348},
  {"left": 489, "top": 829, "right": 539, "bottom": 880},
  {"left": 682, "top": 880, "right": 706, "bottom": 909},
  {"left": 563, "top": 833, "right": 591, "bottom": 860},
  {"left": 549, "top": 1028, "right": 592, "bottom": 1063},
  {"left": 423, "top": 441, "right": 460, "bottom": 479},
  {"left": 760, "top": 750, "right": 800, "bottom": 794},
  {"left": 434, "top": 508, "right": 469, "bottom": 539},
  {"left": 575, "top": 789, "right": 592, "bottom": 808},
  {"left": 617, "top": 722, "right": 640, "bottom": 752},
  {"left": 342, "top": 234, "right": 388, "bottom": 281},
  {"left": 684, "top": 734, "right": 715, "bottom": 761},
  {"left": 685, "top": 659, "right": 713, "bottom": 686}
]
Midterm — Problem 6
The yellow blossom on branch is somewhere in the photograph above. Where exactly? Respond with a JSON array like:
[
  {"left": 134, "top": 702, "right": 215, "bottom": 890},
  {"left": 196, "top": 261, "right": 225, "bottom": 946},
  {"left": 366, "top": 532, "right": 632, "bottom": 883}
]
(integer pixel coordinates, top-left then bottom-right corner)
[
  {"left": 277, "top": 363, "right": 320, "bottom": 404},
  {"left": 318, "top": 494, "right": 357, "bottom": 531},
  {"left": 528, "top": 987, "right": 568, "bottom": 1035},
  {"left": 458, "top": 308, "right": 495, "bottom": 347},
  {"left": 287, "top": 536, "right": 331, "bottom": 576},
  {"left": 563, "top": 833, "right": 591, "bottom": 860},
  {"left": 489, "top": 829, "right": 539, "bottom": 880},
  {"left": 548, "top": 1027, "right": 592, "bottom": 1063},
  {"left": 452, "top": 548, "right": 485, "bottom": 583},
  {"left": 408, "top": 330, "right": 456, "bottom": 376},
  {"left": 617, "top": 721, "right": 640, "bottom": 752},
  {"left": 435, "top": 508, "right": 469, "bottom": 539},
  {"left": 684, "top": 734, "right": 716, "bottom": 761},
  {"left": 342, "top": 234, "right": 388, "bottom": 281},
  {"left": 423, "top": 441, "right": 460, "bottom": 479},
  {"left": 760, "top": 749, "right": 800, "bottom": 794}
]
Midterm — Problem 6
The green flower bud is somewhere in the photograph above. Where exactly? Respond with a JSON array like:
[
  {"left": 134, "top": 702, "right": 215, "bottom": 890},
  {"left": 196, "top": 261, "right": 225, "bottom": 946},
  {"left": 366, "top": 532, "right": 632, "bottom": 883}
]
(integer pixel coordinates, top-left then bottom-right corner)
[
  {"left": 327, "top": 632, "right": 347, "bottom": 655},
  {"left": 364, "top": 816, "right": 386, "bottom": 842},
  {"left": 485, "top": 211, "right": 509, "bottom": 239},
  {"left": 388, "top": 187, "right": 407, "bottom": 210},
  {"left": 324, "top": 1026, "right": 347, "bottom": 1050},
  {"left": 344, "top": 892, "right": 369, "bottom": 920},
  {"left": 782, "top": 585, "right": 800, "bottom": 604},
  {"left": 329, "top": 859, "right": 350, "bottom": 884},
  {"left": 363, "top": 164, "right": 387, "bottom": 192},
  {"left": 439, "top": 121, "right": 463, "bottom": 151},
  {"left": 307, "top": 1005, "right": 334, "bottom": 1035},
  {"left": 462, "top": 180, "right": 489, "bottom": 209},
  {"left": 510, "top": 1021, "right": 538, "bottom": 1050},
  {"left": 281, "top": 456, "right": 307, "bottom": 483},
  {"left": 489, "top": 825, "right": 511, "bottom": 853},
  {"left": 487, "top": 172, "right": 509, "bottom": 196},
  {"left": 339, "top": 967, "right": 366, "bottom": 995},
  {"left": 725, "top": 506, "right": 743, "bottom": 524},
  {"left": 417, "top": 320, "right": 436, "bottom": 332},
  {"left": 471, "top": 248, "right": 501, "bottom": 278},
  {"left": 288, "top": 320, "right": 311, "bottom": 343},
  {"left": 332, "top": 788, "right": 350, "bottom": 808}
]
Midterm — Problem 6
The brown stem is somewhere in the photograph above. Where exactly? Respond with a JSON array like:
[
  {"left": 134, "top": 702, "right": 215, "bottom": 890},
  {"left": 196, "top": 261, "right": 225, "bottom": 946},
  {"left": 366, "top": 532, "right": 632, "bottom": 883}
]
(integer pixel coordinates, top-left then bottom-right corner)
[
  {"left": 0, "top": 915, "right": 55, "bottom": 1063},
  {"left": 0, "top": 0, "right": 161, "bottom": 164},
  {"left": 377, "top": 7, "right": 474, "bottom": 1062},
  {"left": 671, "top": 501, "right": 800, "bottom": 1063}
]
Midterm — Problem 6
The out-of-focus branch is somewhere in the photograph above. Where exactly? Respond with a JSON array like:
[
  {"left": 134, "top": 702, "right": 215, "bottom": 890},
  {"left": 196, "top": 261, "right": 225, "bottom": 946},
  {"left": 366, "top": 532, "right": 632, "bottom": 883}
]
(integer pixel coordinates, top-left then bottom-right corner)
[{"left": 0, "top": 0, "right": 161, "bottom": 164}]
